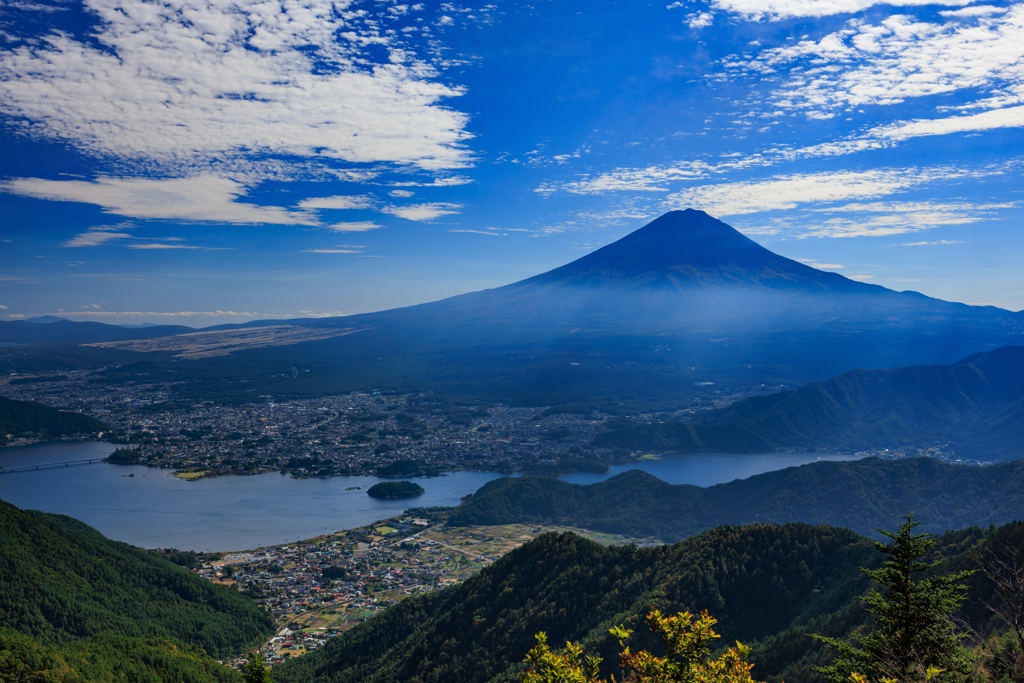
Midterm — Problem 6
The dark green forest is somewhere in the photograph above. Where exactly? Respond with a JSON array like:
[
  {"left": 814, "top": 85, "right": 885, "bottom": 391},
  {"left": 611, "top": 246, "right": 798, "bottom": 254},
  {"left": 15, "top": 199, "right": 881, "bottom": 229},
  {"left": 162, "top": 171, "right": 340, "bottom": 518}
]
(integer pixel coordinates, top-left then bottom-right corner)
[
  {"left": 0, "top": 498, "right": 273, "bottom": 682},
  {"left": 367, "top": 481, "right": 426, "bottom": 499},
  {"left": 0, "top": 629, "right": 242, "bottom": 683},
  {"left": 273, "top": 522, "right": 1024, "bottom": 683},
  {"left": 0, "top": 396, "right": 106, "bottom": 446},
  {"left": 594, "top": 345, "right": 1024, "bottom": 461},
  {"left": 449, "top": 457, "right": 1024, "bottom": 541}
]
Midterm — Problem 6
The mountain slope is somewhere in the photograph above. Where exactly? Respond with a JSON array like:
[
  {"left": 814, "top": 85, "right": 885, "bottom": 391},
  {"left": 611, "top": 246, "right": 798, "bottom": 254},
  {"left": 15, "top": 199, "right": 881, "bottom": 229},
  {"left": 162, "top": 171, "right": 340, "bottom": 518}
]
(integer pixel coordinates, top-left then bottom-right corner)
[
  {"left": 594, "top": 345, "right": 1024, "bottom": 460},
  {"left": 0, "top": 498, "right": 273, "bottom": 656},
  {"left": 10, "top": 211, "right": 1024, "bottom": 408},
  {"left": 272, "top": 522, "right": 1024, "bottom": 683},
  {"left": 517, "top": 209, "right": 869, "bottom": 292},
  {"left": 273, "top": 525, "right": 877, "bottom": 683},
  {"left": 0, "top": 396, "right": 107, "bottom": 446},
  {"left": 448, "top": 457, "right": 1024, "bottom": 541}
]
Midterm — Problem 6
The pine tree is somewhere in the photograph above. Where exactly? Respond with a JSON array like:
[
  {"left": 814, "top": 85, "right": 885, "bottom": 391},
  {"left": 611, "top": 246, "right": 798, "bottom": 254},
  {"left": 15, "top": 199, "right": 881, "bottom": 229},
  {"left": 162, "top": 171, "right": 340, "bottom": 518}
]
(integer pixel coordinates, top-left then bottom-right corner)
[
  {"left": 814, "top": 514, "right": 974, "bottom": 683},
  {"left": 244, "top": 651, "right": 272, "bottom": 683}
]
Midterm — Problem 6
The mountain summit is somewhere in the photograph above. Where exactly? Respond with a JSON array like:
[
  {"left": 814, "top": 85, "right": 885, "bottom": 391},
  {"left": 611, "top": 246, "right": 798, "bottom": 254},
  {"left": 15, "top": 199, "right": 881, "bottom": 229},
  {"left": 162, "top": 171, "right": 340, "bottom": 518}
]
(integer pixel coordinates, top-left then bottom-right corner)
[
  {"left": 520, "top": 209, "right": 864, "bottom": 292},
  {"left": 12, "top": 211, "right": 1022, "bottom": 409}
]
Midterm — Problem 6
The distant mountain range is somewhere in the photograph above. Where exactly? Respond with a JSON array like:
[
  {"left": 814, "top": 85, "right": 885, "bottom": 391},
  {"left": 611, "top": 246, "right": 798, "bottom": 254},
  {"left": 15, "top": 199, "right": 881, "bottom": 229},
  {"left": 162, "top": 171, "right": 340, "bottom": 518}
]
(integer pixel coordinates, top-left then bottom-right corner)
[
  {"left": 0, "top": 318, "right": 192, "bottom": 344},
  {"left": 4, "top": 210, "right": 1024, "bottom": 408},
  {"left": 594, "top": 345, "right": 1024, "bottom": 460},
  {"left": 449, "top": 457, "right": 1024, "bottom": 541}
]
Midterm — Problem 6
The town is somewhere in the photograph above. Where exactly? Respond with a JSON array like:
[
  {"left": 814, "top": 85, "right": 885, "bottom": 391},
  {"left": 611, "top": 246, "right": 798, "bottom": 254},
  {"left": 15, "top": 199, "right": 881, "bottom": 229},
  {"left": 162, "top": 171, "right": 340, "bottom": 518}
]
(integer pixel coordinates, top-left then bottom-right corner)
[
  {"left": 0, "top": 366, "right": 763, "bottom": 476},
  {"left": 171, "top": 511, "right": 637, "bottom": 667}
]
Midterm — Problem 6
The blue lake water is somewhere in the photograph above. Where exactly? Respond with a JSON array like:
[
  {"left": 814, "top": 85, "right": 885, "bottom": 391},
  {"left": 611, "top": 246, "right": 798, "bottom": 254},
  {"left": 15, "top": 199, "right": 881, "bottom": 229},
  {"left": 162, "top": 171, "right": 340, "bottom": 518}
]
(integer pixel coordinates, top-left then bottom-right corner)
[
  {"left": 0, "top": 442, "right": 859, "bottom": 551},
  {"left": 560, "top": 451, "right": 862, "bottom": 487}
]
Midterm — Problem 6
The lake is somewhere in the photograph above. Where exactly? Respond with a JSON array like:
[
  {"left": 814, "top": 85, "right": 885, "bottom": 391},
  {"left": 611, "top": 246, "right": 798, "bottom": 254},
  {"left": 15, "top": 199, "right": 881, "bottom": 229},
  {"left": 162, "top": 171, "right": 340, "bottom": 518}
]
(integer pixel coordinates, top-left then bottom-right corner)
[{"left": 0, "top": 442, "right": 859, "bottom": 551}]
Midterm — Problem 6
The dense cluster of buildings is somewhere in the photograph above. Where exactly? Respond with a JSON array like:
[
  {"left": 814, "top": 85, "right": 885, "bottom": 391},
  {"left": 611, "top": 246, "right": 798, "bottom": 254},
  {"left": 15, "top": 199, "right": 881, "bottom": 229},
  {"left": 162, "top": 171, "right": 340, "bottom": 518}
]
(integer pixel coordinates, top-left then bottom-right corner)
[
  {"left": 193, "top": 514, "right": 508, "bottom": 665},
  {"left": 0, "top": 369, "right": 625, "bottom": 475}
]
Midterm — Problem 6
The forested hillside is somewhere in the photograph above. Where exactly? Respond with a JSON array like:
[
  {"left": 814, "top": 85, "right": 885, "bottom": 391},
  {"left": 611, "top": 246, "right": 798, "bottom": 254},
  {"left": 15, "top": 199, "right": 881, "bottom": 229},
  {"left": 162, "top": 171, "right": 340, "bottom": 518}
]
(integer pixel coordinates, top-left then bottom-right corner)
[
  {"left": 595, "top": 345, "right": 1024, "bottom": 460},
  {"left": 0, "top": 396, "right": 106, "bottom": 445},
  {"left": 449, "top": 457, "right": 1024, "bottom": 540},
  {"left": 273, "top": 522, "right": 1024, "bottom": 683},
  {"left": 0, "top": 498, "right": 273, "bottom": 682}
]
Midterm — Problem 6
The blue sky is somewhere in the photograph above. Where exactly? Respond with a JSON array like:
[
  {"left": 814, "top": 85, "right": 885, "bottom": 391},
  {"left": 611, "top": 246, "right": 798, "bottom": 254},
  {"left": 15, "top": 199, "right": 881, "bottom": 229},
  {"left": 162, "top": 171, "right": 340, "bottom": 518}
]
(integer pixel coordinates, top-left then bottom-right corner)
[{"left": 1, "top": 0, "right": 1023, "bottom": 324}]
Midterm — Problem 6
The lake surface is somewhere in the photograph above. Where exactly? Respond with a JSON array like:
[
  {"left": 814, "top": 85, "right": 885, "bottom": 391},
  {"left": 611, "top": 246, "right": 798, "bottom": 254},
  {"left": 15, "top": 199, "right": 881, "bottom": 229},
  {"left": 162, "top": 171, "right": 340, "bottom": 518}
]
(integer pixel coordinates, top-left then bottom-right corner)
[
  {"left": 0, "top": 443, "right": 502, "bottom": 551},
  {"left": 0, "top": 442, "right": 859, "bottom": 551},
  {"left": 560, "top": 451, "right": 862, "bottom": 486}
]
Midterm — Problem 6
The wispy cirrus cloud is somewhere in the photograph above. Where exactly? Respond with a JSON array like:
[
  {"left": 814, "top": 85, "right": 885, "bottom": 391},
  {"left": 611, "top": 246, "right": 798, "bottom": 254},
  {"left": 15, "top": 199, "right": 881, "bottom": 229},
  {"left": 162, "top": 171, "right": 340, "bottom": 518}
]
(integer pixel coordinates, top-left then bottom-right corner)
[
  {"left": 709, "top": 0, "right": 976, "bottom": 21},
  {"left": 297, "top": 195, "right": 375, "bottom": 210},
  {"left": 667, "top": 168, "right": 1017, "bottom": 237},
  {"left": 4, "top": 176, "right": 312, "bottom": 224},
  {"left": 328, "top": 221, "right": 382, "bottom": 232},
  {"left": 667, "top": 168, "right": 935, "bottom": 215},
  {"left": 730, "top": 5, "right": 1024, "bottom": 122},
  {"left": 63, "top": 223, "right": 135, "bottom": 248},
  {"left": 383, "top": 202, "right": 462, "bottom": 221},
  {"left": 0, "top": 0, "right": 472, "bottom": 174}
]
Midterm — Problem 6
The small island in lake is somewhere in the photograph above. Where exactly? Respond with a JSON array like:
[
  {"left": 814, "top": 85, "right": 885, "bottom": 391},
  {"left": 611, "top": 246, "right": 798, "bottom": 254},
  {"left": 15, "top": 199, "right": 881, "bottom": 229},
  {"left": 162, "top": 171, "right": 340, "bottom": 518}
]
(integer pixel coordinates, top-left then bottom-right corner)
[{"left": 366, "top": 481, "right": 425, "bottom": 499}]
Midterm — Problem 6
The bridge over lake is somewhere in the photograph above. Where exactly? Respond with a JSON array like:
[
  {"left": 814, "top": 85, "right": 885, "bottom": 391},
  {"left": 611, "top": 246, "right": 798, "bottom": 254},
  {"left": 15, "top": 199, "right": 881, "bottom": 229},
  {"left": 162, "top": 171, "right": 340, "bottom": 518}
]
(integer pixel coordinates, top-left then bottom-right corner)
[{"left": 0, "top": 457, "right": 106, "bottom": 474}]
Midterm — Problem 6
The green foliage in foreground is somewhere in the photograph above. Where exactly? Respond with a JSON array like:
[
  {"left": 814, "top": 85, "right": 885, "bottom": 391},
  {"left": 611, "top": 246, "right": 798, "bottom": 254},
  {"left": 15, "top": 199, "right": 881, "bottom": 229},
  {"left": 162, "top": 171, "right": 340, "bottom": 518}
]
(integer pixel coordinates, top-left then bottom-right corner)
[
  {"left": 273, "top": 524, "right": 878, "bottom": 683},
  {"left": 273, "top": 521, "right": 1024, "bottom": 683},
  {"left": 0, "top": 498, "right": 273, "bottom": 657},
  {"left": 814, "top": 516, "right": 975, "bottom": 683},
  {"left": 0, "top": 395, "right": 106, "bottom": 445},
  {"left": 524, "top": 609, "right": 758, "bottom": 683},
  {"left": 449, "top": 458, "right": 1024, "bottom": 541},
  {"left": 0, "top": 629, "right": 242, "bottom": 683}
]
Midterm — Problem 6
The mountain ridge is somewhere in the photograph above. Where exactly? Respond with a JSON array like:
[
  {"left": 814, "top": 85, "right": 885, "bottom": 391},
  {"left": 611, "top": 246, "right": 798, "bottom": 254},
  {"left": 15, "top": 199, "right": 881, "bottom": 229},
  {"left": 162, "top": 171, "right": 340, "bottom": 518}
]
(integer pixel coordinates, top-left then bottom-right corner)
[
  {"left": 448, "top": 456, "right": 1024, "bottom": 541},
  {"left": 593, "top": 344, "right": 1024, "bottom": 460},
  {"left": 5, "top": 211, "right": 1024, "bottom": 408}
]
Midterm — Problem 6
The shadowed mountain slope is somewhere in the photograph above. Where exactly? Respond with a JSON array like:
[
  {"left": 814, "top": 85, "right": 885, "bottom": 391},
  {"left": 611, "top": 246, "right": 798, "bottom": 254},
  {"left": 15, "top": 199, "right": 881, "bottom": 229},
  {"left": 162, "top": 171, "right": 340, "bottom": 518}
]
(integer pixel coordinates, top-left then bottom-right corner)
[
  {"left": 448, "top": 457, "right": 1024, "bottom": 541},
  {"left": 594, "top": 345, "right": 1024, "bottom": 460},
  {"left": 0, "top": 396, "right": 106, "bottom": 446},
  {"left": 272, "top": 521, "right": 1024, "bottom": 683}
]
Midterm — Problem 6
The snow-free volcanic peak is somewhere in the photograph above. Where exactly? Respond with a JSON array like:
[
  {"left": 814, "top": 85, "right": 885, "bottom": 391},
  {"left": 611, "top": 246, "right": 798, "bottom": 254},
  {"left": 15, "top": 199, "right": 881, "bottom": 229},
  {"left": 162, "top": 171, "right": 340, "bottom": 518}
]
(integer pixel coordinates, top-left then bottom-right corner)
[{"left": 521, "top": 209, "right": 864, "bottom": 292}]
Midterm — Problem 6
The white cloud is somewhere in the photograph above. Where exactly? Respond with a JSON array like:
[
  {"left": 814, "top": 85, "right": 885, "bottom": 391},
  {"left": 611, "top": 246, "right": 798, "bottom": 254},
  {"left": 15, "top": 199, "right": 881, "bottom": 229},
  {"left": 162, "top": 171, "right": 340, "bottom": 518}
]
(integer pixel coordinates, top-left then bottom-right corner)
[
  {"left": 0, "top": 0, "right": 472, "bottom": 173},
  {"left": 449, "top": 228, "right": 505, "bottom": 236},
  {"left": 383, "top": 202, "right": 462, "bottom": 220},
  {"left": 900, "top": 239, "right": 966, "bottom": 245},
  {"left": 391, "top": 176, "right": 473, "bottom": 187},
  {"left": 742, "top": 197, "right": 1012, "bottom": 238},
  {"left": 537, "top": 161, "right": 718, "bottom": 195},
  {"left": 870, "top": 105, "right": 1024, "bottom": 141},
  {"left": 328, "top": 221, "right": 382, "bottom": 232},
  {"left": 4, "top": 175, "right": 312, "bottom": 224},
  {"left": 711, "top": 0, "right": 975, "bottom": 21},
  {"left": 303, "top": 248, "right": 362, "bottom": 253},
  {"left": 940, "top": 5, "right": 1008, "bottom": 17},
  {"left": 667, "top": 169, "right": 930, "bottom": 216},
  {"left": 687, "top": 11, "right": 715, "bottom": 28},
  {"left": 388, "top": 189, "right": 415, "bottom": 198},
  {"left": 298, "top": 195, "right": 374, "bottom": 210},
  {"left": 64, "top": 224, "right": 134, "bottom": 247},
  {"left": 804, "top": 200, "right": 988, "bottom": 237},
  {"left": 735, "top": 7, "right": 1024, "bottom": 118}
]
